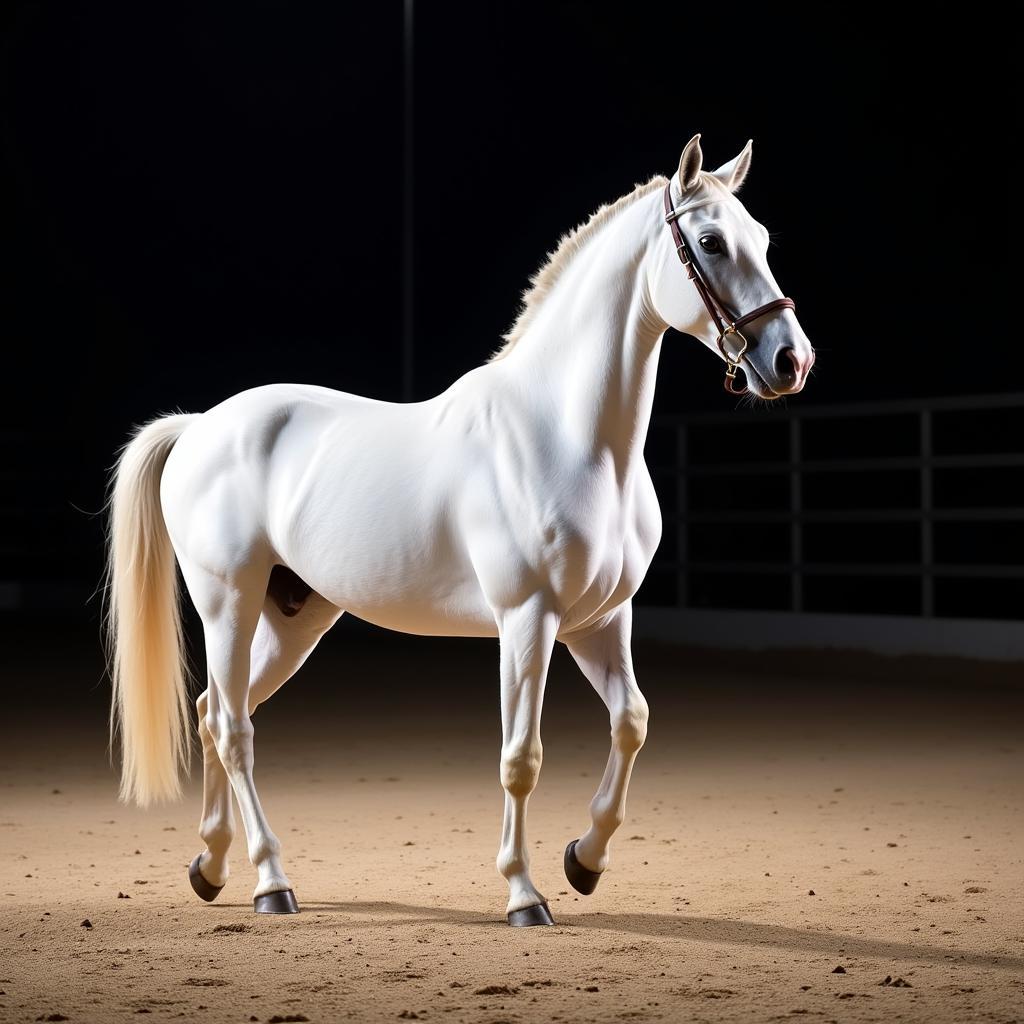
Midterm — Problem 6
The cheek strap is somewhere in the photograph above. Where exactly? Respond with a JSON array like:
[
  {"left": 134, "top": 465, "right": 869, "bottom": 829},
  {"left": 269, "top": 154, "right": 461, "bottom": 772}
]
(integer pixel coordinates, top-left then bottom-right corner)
[{"left": 662, "top": 182, "right": 796, "bottom": 394}]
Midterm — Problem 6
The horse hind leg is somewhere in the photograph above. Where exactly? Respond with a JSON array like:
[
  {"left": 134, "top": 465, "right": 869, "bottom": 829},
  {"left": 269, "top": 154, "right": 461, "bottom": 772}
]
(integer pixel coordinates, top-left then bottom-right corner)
[
  {"left": 201, "top": 567, "right": 294, "bottom": 911},
  {"left": 249, "top": 577, "right": 343, "bottom": 710},
  {"left": 183, "top": 560, "right": 338, "bottom": 913},
  {"left": 188, "top": 586, "right": 342, "bottom": 903},
  {"left": 189, "top": 685, "right": 235, "bottom": 901}
]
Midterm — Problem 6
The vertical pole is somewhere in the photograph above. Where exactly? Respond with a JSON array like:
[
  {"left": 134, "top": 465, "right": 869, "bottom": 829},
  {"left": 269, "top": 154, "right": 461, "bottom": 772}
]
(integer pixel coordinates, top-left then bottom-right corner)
[
  {"left": 401, "top": 0, "right": 415, "bottom": 401},
  {"left": 920, "top": 409, "right": 934, "bottom": 616},
  {"left": 676, "top": 422, "right": 689, "bottom": 608},
  {"left": 790, "top": 416, "right": 803, "bottom": 612}
]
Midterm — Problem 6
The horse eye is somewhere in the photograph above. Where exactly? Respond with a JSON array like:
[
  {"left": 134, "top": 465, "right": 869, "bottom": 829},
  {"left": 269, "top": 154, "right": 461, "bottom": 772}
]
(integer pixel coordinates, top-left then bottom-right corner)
[{"left": 699, "top": 235, "right": 722, "bottom": 255}]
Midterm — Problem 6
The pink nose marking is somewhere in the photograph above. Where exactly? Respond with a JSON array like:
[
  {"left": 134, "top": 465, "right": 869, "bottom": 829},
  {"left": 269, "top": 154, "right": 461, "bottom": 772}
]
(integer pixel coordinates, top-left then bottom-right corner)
[{"left": 774, "top": 346, "right": 802, "bottom": 380}]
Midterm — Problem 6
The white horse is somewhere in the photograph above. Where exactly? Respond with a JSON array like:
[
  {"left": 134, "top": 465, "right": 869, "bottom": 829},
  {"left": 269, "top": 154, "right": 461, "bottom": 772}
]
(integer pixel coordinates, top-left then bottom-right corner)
[{"left": 106, "top": 135, "right": 813, "bottom": 925}]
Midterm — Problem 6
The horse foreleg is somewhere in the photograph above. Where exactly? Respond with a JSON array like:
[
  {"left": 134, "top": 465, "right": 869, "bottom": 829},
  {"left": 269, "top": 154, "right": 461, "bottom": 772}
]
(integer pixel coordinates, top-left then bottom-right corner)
[
  {"left": 563, "top": 603, "right": 649, "bottom": 894},
  {"left": 495, "top": 593, "right": 559, "bottom": 927},
  {"left": 190, "top": 594, "right": 342, "bottom": 901}
]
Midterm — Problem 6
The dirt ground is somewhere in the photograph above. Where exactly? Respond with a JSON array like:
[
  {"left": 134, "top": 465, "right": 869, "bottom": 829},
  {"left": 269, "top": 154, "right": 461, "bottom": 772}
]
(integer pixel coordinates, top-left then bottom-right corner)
[{"left": 1, "top": 624, "right": 1022, "bottom": 1023}]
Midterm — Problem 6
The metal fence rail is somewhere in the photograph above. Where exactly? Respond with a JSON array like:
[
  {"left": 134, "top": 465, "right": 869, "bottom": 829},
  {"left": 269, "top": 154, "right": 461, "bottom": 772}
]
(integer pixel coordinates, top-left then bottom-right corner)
[{"left": 649, "top": 391, "right": 1024, "bottom": 619}]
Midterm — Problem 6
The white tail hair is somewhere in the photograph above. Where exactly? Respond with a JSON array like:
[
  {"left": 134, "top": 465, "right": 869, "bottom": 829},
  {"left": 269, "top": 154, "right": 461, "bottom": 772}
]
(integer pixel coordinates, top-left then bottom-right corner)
[{"left": 105, "top": 414, "right": 197, "bottom": 806}]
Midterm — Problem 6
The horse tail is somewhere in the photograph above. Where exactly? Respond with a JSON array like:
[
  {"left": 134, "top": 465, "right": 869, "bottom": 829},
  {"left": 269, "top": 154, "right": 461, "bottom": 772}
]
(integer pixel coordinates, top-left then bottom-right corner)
[{"left": 105, "top": 413, "right": 197, "bottom": 807}]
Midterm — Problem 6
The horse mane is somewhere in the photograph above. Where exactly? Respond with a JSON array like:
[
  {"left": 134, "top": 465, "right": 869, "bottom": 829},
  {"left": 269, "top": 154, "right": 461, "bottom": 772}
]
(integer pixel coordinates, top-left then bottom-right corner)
[
  {"left": 489, "top": 175, "right": 667, "bottom": 361},
  {"left": 490, "top": 171, "right": 736, "bottom": 361},
  {"left": 489, "top": 177, "right": 667, "bottom": 364}
]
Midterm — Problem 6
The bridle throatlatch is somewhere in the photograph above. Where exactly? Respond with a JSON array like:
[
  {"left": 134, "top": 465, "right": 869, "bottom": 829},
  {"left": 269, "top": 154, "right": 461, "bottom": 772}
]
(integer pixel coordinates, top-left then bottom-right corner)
[{"left": 663, "top": 183, "right": 796, "bottom": 395}]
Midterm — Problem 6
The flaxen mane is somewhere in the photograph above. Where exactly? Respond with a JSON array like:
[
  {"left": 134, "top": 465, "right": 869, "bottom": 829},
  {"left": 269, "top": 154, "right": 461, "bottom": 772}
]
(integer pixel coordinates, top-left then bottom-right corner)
[
  {"left": 490, "top": 171, "right": 736, "bottom": 362},
  {"left": 490, "top": 176, "right": 667, "bottom": 361}
]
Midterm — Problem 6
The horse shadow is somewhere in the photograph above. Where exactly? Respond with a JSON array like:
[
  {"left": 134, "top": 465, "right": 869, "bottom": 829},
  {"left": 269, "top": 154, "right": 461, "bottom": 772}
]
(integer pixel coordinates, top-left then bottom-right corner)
[{"left": 215, "top": 899, "right": 1024, "bottom": 972}]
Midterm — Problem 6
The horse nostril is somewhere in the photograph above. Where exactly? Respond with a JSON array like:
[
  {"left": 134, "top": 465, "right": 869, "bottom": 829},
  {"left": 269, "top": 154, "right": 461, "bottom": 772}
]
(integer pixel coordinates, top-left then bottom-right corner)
[{"left": 774, "top": 346, "right": 799, "bottom": 379}]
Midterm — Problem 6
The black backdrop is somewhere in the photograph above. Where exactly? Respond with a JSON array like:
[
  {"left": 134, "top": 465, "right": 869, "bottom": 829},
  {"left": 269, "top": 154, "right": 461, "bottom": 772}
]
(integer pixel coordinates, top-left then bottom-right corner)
[{"left": 0, "top": 2, "right": 1017, "bottom": 608}]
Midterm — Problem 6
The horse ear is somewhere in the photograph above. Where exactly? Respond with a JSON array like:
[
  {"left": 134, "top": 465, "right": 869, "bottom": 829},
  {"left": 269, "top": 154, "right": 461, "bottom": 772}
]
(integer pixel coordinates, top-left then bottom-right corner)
[
  {"left": 712, "top": 139, "right": 753, "bottom": 192},
  {"left": 677, "top": 134, "right": 704, "bottom": 194}
]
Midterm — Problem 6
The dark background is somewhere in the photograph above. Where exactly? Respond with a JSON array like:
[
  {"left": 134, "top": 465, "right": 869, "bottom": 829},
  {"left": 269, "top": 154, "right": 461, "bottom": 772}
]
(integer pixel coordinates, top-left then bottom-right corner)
[{"left": 0, "top": 2, "right": 1019, "bottom": 620}]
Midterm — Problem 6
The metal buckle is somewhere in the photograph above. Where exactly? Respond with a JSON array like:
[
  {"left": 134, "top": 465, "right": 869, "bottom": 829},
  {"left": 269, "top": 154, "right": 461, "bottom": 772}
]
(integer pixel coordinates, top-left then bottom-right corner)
[
  {"left": 717, "top": 325, "right": 748, "bottom": 365},
  {"left": 717, "top": 326, "right": 749, "bottom": 395},
  {"left": 723, "top": 366, "right": 748, "bottom": 395}
]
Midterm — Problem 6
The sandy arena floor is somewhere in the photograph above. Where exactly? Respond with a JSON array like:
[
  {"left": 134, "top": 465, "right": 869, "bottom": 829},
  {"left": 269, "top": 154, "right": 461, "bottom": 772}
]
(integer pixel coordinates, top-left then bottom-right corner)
[{"left": 1, "top": 625, "right": 1022, "bottom": 1023}]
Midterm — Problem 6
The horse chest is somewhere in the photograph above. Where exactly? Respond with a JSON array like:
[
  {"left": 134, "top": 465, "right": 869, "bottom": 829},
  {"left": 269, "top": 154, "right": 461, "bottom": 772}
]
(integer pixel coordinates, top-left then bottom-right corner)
[{"left": 539, "top": 470, "right": 662, "bottom": 627}]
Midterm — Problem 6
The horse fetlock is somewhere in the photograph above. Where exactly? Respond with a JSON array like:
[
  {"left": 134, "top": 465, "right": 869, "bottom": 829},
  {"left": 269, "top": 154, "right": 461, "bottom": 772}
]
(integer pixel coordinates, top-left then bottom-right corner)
[
  {"left": 247, "top": 832, "right": 282, "bottom": 868},
  {"left": 253, "top": 869, "right": 293, "bottom": 899},
  {"left": 496, "top": 842, "right": 531, "bottom": 881},
  {"left": 197, "top": 849, "right": 230, "bottom": 888},
  {"left": 589, "top": 793, "right": 626, "bottom": 836},
  {"left": 252, "top": 840, "right": 290, "bottom": 897},
  {"left": 199, "top": 814, "right": 234, "bottom": 853},
  {"left": 504, "top": 873, "right": 546, "bottom": 914},
  {"left": 574, "top": 832, "right": 610, "bottom": 874}
]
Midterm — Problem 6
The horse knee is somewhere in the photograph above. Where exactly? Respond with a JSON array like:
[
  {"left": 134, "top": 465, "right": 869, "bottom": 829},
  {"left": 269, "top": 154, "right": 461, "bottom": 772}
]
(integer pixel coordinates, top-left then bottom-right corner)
[
  {"left": 611, "top": 693, "right": 649, "bottom": 754},
  {"left": 500, "top": 740, "right": 543, "bottom": 797}
]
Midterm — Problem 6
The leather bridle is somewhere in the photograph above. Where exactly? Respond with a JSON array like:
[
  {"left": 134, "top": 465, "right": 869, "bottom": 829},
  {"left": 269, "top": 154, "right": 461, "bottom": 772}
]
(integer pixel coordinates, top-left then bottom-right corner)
[{"left": 663, "top": 183, "right": 796, "bottom": 395}]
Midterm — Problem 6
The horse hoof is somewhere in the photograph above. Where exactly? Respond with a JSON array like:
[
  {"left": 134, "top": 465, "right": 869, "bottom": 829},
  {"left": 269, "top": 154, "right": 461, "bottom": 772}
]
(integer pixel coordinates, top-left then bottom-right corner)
[
  {"left": 564, "top": 839, "right": 602, "bottom": 895},
  {"left": 507, "top": 901, "right": 554, "bottom": 927},
  {"left": 188, "top": 854, "right": 224, "bottom": 903},
  {"left": 253, "top": 889, "right": 300, "bottom": 914}
]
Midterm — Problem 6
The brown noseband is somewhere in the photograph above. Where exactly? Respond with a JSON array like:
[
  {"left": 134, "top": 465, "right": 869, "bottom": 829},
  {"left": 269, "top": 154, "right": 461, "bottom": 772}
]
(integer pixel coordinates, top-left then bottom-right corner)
[{"left": 663, "top": 183, "right": 796, "bottom": 395}]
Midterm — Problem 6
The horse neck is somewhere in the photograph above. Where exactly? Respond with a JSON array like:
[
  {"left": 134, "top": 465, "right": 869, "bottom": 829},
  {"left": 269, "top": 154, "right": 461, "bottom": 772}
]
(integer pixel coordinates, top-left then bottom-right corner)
[{"left": 501, "top": 192, "right": 665, "bottom": 477}]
